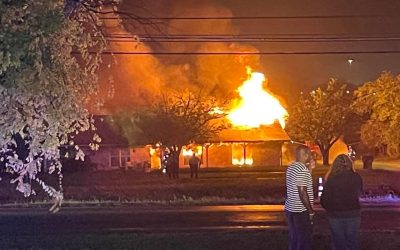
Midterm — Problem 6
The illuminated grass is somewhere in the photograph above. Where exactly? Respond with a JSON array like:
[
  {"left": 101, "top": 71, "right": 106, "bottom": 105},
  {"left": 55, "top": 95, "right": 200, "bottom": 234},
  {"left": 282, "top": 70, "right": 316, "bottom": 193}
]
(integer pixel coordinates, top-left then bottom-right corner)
[{"left": 0, "top": 166, "right": 398, "bottom": 206}]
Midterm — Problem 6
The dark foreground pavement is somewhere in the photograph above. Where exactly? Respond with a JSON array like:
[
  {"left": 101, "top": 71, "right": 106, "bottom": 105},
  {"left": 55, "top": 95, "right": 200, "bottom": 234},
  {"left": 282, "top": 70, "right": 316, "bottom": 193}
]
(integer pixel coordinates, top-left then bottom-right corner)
[
  {"left": 0, "top": 205, "right": 399, "bottom": 249},
  {"left": 0, "top": 204, "right": 399, "bottom": 234}
]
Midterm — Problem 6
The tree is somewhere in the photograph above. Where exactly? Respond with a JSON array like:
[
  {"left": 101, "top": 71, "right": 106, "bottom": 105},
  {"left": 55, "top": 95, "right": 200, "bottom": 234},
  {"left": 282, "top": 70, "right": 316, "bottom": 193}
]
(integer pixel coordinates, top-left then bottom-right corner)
[
  {"left": 353, "top": 72, "right": 400, "bottom": 158},
  {"left": 286, "top": 79, "right": 354, "bottom": 165},
  {"left": 113, "top": 91, "right": 227, "bottom": 164},
  {"left": 0, "top": 0, "right": 107, "bottom": 211}
]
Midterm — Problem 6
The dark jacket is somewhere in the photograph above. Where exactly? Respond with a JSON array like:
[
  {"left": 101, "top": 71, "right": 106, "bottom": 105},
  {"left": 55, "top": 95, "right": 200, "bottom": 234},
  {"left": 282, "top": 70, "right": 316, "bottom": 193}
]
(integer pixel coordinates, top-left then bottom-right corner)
[{"left": 321, "top": 170, "right": 363, "bottom": 218}]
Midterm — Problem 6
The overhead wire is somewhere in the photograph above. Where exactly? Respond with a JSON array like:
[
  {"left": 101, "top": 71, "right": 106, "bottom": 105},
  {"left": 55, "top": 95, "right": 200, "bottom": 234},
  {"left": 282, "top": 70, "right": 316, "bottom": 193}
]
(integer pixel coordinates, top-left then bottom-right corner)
[
  {"left": 102, "top": 37, "right": 400, "bottom": 43},
  {"left": 80, "top": 50, "right": 400, "bottom": 55},
  {"left": 93, "top": 12, "right": 400, "bottom": 55},
  {"left": 99, "top": 14, "right": 399, "bottom": 20}
]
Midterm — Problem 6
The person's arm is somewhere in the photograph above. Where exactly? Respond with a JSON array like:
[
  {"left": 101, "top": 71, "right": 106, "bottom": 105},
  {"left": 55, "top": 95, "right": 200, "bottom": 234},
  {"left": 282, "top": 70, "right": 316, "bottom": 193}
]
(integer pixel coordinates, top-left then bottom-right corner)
[
  {"left": 298, "top": 185, "right": 315, "bottom": 223},
  {"left": 298, "top": 186, "right": 314, "bottom": 215}
]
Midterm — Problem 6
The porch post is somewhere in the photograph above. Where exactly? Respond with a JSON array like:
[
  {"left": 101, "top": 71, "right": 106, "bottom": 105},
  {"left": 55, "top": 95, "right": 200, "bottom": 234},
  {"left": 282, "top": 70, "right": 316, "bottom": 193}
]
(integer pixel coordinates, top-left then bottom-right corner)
[{"left": 243, "top": 143, "right": 247, "bottom": 166}]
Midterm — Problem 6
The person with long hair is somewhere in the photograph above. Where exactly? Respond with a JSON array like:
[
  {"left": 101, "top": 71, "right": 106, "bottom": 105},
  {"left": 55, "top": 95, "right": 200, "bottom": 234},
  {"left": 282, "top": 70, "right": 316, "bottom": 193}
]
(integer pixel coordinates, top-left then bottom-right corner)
[{"left": 321, "top": 154, "right": 363, "bottom": 250}]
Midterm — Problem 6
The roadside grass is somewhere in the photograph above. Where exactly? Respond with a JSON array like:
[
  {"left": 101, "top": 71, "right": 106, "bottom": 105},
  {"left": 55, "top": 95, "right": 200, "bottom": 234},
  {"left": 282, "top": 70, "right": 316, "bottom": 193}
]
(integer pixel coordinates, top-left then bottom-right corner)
[
  {"left": 0, "top": 165, "right": 399, "bottom": 206},
  {"left": 2, "top": 231, "right": 399, "bottom": 250}
]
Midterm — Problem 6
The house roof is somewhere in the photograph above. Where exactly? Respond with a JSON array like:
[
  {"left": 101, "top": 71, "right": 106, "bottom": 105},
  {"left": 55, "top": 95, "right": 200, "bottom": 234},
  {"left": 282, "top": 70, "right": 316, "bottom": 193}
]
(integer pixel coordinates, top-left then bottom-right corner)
[
  {"left": 210, "top": 122, "right": 291, "bottom": 143},
  {"left": 72, "top": 115, "right": 129, "bottom": 147},
  {"left": 72, "top": 116, "right": 290, "bottom": 146}
]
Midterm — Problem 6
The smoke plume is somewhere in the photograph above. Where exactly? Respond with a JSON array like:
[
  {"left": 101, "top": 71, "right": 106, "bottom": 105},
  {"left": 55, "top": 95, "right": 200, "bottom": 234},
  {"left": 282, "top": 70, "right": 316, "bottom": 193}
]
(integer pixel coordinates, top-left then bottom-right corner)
[{"left": 98, "top": 0, "right": 265, "bottom": 112}]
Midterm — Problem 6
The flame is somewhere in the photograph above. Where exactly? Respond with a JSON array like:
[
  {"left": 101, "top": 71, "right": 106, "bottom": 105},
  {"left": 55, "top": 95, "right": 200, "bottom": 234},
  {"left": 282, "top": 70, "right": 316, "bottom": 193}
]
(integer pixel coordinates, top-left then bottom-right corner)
[
  {"left": 231, "top": 144, "right": 253, "bottom": 166},
  {"left": 228, "top": 67, "right": 288, "bottom": 128},
  {"left": 182, "top": 145, "right": 203, "bottom": 157},
  {"left": 149, "top": 146, "right": 162, "bottom": 169},
  {"left": 232, "top": 158, "right": 253, "bottom": 166}
]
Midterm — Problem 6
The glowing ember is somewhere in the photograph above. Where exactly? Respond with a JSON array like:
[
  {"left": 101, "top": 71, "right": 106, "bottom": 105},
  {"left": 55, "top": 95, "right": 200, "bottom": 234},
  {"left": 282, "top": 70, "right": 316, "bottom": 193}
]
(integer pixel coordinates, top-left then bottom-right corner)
[
  {"left": 232, "top": 157, "right": 253, "bottom": 166},
  {"left": 228, "top": 67, "right": 288, "bottom": 128}
]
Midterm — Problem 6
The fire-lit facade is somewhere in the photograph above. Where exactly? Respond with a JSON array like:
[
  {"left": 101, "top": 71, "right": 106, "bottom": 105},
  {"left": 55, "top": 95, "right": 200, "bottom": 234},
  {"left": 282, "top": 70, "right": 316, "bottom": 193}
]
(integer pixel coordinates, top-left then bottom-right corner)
[
  {"left": 75, "top": 68, "right": 293, "bottom": 170},
  {"left": 203, "top": 122, "right": 290, "bottom": 167},
  {"left": 144, "top": 121, "right": 290, "bottom": 169},
  {"left": 146, "top": 67, "right": 291, "bottom": 169}
]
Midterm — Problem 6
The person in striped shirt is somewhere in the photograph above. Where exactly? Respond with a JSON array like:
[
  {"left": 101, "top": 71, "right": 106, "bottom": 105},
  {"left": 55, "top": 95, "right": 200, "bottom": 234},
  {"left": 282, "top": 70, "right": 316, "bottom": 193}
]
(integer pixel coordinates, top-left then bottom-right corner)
[{"left": 285, "top": 145, "right": 314, "bottom": 250}]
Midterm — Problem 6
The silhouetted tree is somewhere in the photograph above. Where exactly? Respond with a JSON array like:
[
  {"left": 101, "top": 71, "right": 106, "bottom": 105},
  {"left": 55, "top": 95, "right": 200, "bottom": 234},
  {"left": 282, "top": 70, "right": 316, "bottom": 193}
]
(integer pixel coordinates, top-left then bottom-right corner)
[
  {"left": 353, "top": 71, "right": 400, "bottom": 158},
  {"left": 286, "top": 79, "right": 355, "bottom": 165}
]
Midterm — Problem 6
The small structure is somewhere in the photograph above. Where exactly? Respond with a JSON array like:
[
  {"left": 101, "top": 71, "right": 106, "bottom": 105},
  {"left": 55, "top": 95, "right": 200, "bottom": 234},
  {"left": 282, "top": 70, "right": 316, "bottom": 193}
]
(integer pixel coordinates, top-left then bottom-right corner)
[{"left": 202, "top": 122, "right": 291, "bottom": 167}]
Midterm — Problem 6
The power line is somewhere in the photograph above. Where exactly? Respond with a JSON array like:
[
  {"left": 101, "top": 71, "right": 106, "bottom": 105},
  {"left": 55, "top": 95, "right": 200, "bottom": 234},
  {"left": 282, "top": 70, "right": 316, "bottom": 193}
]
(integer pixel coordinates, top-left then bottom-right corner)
[
  {"left": 101, "top": 33, "right": 400, "bottom": 38},
  {"left": 100, "top": 33, "right": 400, "bottom": 43},
  {"left": 103, "top": 34, "right": 400, "bottom": 38},
  {"left": 99, "top": 14, "right": 398, "bottom": 20},
  {"left": 103, "top": 37, "right": 400, "bottom": 43},
  {"left": 86, "top": 50, "right": 400, "bottom": 55}
]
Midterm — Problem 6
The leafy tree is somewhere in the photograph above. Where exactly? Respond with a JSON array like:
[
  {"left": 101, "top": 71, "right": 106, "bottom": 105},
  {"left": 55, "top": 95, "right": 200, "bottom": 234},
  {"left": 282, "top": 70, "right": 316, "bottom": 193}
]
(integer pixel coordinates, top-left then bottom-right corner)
[
  {"left": 0, "top": 0, "right": 107, "bottom": 210},
  {"left": 286, "top": 79, "right": 354, "bottom": 165},
  {"left": 113, "top": 91, "right": 227, "bottom": 165},
  {"left": 353, "top": 72, "right": 400, "bottom": 158}
]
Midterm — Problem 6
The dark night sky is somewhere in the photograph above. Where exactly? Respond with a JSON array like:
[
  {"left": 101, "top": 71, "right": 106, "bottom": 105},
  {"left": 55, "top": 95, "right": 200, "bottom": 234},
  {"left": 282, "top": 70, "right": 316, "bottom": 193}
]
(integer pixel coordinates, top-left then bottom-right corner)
[
  {"left": 218, "top": 0, "right": 400, "bottom": 96},
  {"left": 117, "top": 0, "right": 400, "bottom": 104}
]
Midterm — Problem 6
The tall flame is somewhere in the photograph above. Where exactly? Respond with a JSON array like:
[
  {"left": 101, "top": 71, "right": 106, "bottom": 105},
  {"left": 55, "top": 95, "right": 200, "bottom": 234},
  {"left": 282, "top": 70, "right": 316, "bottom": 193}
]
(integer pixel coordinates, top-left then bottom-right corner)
[{"left": 228, "top": 67, "right": 288, "bottom": 128}]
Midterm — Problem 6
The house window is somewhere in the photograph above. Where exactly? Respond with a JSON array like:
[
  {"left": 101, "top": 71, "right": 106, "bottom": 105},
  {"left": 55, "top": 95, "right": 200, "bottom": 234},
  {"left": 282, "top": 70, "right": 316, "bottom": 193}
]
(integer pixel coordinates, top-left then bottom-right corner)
[{"left": 110, "top": 148, "right": 130, "bottom": 168}]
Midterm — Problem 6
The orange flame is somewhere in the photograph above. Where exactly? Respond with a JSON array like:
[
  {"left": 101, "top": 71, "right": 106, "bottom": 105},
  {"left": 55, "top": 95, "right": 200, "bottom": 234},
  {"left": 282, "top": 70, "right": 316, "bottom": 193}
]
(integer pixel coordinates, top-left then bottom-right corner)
[
  {"left": 228, "top": 67, "right": 288, "bottom": 128},
  {"left": 232, "top": 144, "right": 253, "bottom": 166}
]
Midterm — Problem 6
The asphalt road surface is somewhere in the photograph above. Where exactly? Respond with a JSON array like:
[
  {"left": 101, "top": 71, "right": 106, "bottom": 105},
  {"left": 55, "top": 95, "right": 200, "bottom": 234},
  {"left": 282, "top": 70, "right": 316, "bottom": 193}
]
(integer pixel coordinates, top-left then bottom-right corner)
[{"left": 0, "top": 205, "right": 399, "bottom": 235}]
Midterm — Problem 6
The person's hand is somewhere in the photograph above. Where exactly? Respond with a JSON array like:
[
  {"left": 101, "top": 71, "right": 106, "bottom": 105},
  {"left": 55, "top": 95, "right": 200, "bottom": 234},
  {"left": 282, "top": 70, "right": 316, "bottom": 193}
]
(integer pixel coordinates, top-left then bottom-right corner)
[{"left": 309, "top": 212, "right": 315, "bottom": 224}]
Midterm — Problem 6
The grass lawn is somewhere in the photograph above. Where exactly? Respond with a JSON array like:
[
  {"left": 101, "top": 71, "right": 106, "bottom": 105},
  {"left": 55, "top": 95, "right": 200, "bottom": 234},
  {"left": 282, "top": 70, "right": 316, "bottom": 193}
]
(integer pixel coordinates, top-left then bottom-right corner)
[
  {"left": 0, "top": 165, "right": 399, "bottom": 205},
  {"left": 2, "top": 231, "right": 399, "bottom": 250}
]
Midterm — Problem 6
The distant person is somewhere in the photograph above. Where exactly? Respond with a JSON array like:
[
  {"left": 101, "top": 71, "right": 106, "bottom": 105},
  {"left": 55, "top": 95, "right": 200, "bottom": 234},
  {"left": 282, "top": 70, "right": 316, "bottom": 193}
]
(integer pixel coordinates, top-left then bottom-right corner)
[
  {"left": 285, "top": 145, "right": 314, "bottom": 250},
  {"left": 164, "top": 154, "right": 173, "bottom": 179},
  {"left": 189, "top": 153, "right": 200, "bottom": 179},
  {"left": 321, "top": 154, "right": 363, "bottom": 250},
  {"left": 172, "top": 152, "right": 179, "bottom": 179}
]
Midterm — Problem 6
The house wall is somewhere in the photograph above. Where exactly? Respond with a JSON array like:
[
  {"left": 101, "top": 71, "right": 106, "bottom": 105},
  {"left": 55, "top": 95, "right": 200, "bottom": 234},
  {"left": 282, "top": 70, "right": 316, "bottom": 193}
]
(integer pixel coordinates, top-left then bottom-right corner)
[
  {"left": 82, "top": 147, "right": 113, "bottom": 170},
  {"left": 203, "top": 142, "right": 283, "bottom": 167},
  {"left": 82, "top": 146, "right": 152, "bottom": 171},
  {"left": 252, "top": 142, "right": 283, "bottom": 166},
  {"left": 83, "top": 142, "right": 284, "bottom": 170},
  {"left": 131, "top": 146, "right": 152, "bottom": 167},
  {"left": 205, "top": 144, "right": 232, "bottom": 167}
]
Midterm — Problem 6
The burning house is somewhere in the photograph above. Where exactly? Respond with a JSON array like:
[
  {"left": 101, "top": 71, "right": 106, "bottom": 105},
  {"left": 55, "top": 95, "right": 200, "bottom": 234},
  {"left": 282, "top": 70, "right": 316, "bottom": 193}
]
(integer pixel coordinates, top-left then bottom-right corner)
[
  {"left": 199, "top": 122, "right": 290, "bottom": 168},
  {"left": 72, "top": 68, "right": 291, "bottom": 171},
  {"left": 74, "top": 8, "right": 292, "bottom": 170},
  {"left": 153, "top": 68, "right": 291, "bottom": 169}
]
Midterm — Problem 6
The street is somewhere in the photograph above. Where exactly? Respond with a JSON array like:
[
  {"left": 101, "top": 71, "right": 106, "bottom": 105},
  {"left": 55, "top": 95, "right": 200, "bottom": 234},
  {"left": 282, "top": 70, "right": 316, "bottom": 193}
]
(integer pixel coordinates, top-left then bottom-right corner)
[{"left": 0, "top": 205, "right": 399, "bottom": 235}]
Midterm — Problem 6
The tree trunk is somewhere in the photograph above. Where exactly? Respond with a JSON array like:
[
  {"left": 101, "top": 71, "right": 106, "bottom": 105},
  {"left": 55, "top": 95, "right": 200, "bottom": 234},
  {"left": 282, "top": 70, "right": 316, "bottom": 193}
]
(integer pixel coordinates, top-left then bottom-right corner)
[
  {"left": 322, "top": 150, "right": 330, "bottom": 166},
  {"left": 318, "top": 145, "right": 330, "bottom": 166},
  {"left": 168, "top": 145, "right": 182, "bottom": 167}
]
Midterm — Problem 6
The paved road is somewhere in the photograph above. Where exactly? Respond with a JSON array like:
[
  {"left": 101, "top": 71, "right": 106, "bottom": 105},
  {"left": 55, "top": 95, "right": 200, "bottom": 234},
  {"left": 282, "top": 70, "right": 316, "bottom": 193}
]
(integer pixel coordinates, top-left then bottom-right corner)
[{"left": 0, "top": 205, "right": 399, "bottom": 235}]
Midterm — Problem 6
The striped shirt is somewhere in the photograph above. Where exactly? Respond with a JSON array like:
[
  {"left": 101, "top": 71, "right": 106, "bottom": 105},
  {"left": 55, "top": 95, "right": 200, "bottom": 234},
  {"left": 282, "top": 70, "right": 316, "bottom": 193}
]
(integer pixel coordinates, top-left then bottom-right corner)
[{"left": 285, "top": 162, "right": 314, "bottom": 212}]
